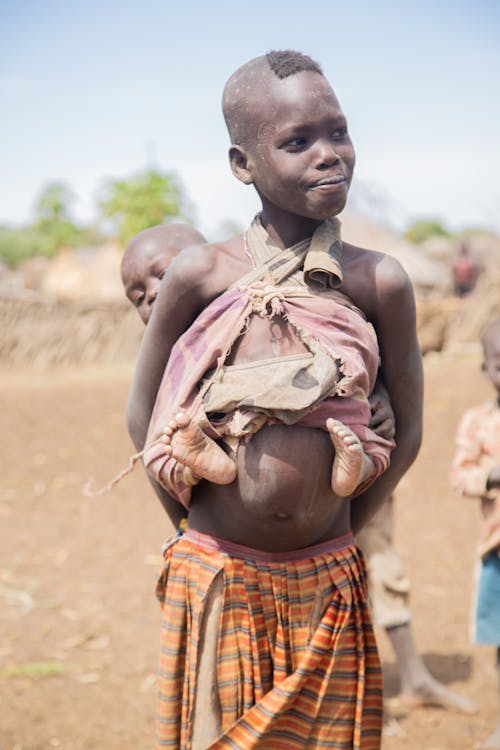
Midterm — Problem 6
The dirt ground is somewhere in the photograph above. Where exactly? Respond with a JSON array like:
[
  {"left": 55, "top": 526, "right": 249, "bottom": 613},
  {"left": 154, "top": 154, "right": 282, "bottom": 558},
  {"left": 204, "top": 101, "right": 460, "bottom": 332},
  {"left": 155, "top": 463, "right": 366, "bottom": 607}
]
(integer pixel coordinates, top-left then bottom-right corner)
[{"left": 1, "top": 352, "right": 498, "bottom": 750}]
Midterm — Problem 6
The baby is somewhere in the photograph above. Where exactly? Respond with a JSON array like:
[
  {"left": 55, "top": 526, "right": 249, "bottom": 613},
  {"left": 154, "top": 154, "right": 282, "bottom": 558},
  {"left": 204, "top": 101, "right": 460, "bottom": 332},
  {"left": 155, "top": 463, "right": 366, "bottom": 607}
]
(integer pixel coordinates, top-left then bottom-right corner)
[
  {"left": 121, "top": 223, "right": 207, "bottom": 324},
  {"left": 121, "top": 222, "right": 394, "bottom": 504}
]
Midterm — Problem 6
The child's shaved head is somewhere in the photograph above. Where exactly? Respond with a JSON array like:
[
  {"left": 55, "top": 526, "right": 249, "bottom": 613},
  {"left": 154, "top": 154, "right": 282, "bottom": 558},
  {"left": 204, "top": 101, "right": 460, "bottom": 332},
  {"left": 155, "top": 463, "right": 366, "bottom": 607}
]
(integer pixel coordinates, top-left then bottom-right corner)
[
  {"left": 222, "top": 50, "right": 324, "bottom": 147},
  {"left": 122, "top": 223, "right": 206, "bottom": 324}
]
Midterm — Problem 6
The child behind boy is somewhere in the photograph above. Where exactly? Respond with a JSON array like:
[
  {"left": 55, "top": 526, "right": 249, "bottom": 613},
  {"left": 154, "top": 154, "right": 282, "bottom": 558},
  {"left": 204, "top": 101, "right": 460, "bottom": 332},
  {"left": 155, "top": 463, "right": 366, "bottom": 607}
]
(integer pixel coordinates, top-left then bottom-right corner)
[
  {"left": 452, "top": 318, "right": 500, "bottom": 750},
  {"left": 121, "top": 223, "right": 207, "bottom": 324},
  {"left": 127, "top": 50, "right": 423, "bottom": 749}
]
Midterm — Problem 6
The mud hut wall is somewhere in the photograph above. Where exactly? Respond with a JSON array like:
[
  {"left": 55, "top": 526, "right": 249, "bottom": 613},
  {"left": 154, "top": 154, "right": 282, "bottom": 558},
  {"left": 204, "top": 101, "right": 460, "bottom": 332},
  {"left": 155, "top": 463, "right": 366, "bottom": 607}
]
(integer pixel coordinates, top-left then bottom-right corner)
[{"left": 1, "top": 294, "right": 143, "bottom": 368}]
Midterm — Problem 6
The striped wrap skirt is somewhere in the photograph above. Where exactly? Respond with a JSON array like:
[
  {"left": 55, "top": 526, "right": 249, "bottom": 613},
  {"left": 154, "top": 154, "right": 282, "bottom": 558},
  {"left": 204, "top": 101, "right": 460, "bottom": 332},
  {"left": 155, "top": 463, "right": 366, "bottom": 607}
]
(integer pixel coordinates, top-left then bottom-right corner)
[{"left": 155, "top": 528, "right": 382, "bottom": 749}]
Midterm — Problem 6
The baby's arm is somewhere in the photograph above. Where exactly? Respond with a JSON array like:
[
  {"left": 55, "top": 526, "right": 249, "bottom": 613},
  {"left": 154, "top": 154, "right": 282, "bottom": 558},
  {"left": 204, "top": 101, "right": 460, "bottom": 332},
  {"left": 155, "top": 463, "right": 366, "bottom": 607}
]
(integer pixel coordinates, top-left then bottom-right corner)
[
  {"left": 368, "top": 378, "right": 396, "bottom": 441},
  {"left": 350, "top": 257, "right": 423, "bottom": 532}
]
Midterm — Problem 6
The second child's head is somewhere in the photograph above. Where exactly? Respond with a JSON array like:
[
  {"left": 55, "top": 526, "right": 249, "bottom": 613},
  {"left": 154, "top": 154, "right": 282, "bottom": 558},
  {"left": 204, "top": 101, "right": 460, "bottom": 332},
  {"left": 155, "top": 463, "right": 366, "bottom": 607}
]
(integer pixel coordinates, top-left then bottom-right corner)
[
  {"left": 121, "top": 224, "right": 206, "bottom": 324},
  {"left": 481, "top": 318, "right": 500, "bottom": 398},
  {"left": 222, "top": 50, "right": 355, "bottom": 224}
]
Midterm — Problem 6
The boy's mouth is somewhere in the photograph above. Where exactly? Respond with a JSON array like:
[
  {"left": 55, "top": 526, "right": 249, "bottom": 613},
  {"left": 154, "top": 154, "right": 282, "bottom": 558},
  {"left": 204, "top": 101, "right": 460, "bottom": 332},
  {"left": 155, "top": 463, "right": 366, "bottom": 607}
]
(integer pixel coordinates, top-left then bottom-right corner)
[{"left": 308, "top": 174, "right": 346, "bottom": 190}]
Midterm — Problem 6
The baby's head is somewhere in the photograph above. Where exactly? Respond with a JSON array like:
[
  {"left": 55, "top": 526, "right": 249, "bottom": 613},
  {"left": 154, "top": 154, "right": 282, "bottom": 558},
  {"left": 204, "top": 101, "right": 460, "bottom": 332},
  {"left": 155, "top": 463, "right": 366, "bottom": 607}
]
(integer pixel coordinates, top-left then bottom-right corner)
[
  {"left": 222, "top": 50, "right": 355, "bottom": 222},
  {"left": 481, "top": 318, "right": 500, "bottom": 397},
  {"left": 121, "top": 224, "right": 206, "bottom": 324}
]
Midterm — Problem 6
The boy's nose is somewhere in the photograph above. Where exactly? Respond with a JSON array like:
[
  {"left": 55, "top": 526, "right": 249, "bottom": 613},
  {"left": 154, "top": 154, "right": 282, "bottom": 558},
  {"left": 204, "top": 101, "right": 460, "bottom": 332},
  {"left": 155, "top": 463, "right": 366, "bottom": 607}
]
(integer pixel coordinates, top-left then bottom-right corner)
[{"left": 314, "top": 140, "right": 340, "bottom": 168}]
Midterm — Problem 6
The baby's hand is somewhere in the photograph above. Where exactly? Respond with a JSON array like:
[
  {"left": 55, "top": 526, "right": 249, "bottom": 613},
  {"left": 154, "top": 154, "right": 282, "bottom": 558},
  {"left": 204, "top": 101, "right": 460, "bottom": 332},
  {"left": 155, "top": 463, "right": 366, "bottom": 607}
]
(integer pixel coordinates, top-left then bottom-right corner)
[
  {"left": 368, "top": 392, "right": 395, "bottom": 441},
  {"left": 480, "top": 501, "right": 500, "bottom": 559}
]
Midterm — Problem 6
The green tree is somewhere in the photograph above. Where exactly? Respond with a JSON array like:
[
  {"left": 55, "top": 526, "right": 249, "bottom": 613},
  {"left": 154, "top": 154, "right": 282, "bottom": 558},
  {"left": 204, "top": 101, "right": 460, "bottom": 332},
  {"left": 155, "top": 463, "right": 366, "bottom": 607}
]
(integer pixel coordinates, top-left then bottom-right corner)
[
  {"left": 99, "top": 168, "right": 186, "bottom": 246},
  {"left": 34, "top": 181, "right": 84, "bottom": 257},
  {"left": 0, "top": 226, "right": 40, "bottom": 268},
  {"left": 0, "top": 182, "right": 85, "bottom": 268},
  {"left": 404, "top": 219, "right": 453, "bottom": 244}
]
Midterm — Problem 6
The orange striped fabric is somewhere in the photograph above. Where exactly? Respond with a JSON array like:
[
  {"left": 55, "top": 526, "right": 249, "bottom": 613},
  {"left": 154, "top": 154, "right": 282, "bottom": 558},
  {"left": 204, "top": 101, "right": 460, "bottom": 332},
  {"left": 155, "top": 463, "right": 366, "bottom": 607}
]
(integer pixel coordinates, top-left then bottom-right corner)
[{"left": 155, "top": 529, "right": 382, "bottom": 749}]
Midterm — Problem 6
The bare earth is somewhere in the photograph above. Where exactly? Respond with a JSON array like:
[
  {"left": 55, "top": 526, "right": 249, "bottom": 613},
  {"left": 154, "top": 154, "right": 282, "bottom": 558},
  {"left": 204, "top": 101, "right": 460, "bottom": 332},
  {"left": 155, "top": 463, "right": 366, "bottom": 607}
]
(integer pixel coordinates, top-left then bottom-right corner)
[{"left": 1, "top": 352, "right": 497, "bottom": 750}]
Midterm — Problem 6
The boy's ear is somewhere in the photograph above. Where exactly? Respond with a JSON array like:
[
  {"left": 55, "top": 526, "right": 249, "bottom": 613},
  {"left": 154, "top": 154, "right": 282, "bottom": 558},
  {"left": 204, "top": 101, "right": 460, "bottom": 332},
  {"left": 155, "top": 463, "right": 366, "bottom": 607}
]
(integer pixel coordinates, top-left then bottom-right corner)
[{"left": 229, "top": 145, "right": 253, "bottom": 185}]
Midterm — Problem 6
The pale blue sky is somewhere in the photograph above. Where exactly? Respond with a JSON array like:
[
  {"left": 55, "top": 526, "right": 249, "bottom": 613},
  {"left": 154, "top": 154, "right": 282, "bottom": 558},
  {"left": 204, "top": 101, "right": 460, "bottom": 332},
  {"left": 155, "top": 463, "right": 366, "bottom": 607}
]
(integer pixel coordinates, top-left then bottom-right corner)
[{"left": 1, "top": 0, "right": 499, "bottom": 238}]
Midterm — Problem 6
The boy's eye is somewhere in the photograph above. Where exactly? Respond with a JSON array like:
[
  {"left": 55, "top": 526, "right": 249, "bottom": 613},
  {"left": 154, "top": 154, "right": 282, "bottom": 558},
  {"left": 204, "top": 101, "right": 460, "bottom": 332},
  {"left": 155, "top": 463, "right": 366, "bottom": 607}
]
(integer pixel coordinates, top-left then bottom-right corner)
[
  {"left": 158, "top": 269, "right": 167, "bottom": 280},
  {"left": 332, "top": 127, "right": 348, "bottom": 138},
  {"left": 283, "top": 137, "right": 307, "bottom": 150},
  {"left": 135, "top": 293, "right": 145, "bottom": 308}
]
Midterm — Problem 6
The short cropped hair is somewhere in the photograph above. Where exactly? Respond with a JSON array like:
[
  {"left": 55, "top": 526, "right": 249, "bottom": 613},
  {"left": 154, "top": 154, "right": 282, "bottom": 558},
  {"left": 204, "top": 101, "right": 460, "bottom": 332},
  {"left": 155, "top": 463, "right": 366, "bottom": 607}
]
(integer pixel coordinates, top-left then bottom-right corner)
[
  {"left": 266, "top": 49, "right": 323, "bottom": 79},
  {"left": 222, "top": 50, "right": 324, "bottom": 146}
]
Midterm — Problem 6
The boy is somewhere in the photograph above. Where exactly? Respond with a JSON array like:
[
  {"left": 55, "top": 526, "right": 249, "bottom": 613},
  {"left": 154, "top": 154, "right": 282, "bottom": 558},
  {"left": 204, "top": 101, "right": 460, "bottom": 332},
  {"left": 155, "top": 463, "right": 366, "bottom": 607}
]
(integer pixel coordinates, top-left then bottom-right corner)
[
  {"left": 123, "top": 226, "right": 473, "bottom": 721},
  {"left": 120, "top": 228, "right": 474, "bottom": 729},
  {"left": 127, "top": 51, "right": 423, "bottom": 749},
  {"left": 451, "top": 318, "right": 500, "bottom": 749}
]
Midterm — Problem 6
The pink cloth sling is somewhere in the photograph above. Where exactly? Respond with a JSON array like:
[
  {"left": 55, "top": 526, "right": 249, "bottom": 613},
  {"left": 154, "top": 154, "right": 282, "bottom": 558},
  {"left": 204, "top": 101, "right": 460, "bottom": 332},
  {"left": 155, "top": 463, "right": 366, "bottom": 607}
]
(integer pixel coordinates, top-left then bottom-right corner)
[{"left": 143, "top": 216, "right": 394, "bottom": 506}]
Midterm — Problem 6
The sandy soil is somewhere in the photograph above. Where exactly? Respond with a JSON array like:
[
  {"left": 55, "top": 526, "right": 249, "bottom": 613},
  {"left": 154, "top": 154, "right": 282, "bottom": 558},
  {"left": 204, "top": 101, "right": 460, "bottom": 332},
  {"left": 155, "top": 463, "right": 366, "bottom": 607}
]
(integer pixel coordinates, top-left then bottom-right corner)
[{"left": 1, "top": 352, "right": 498, "bottom": 750}]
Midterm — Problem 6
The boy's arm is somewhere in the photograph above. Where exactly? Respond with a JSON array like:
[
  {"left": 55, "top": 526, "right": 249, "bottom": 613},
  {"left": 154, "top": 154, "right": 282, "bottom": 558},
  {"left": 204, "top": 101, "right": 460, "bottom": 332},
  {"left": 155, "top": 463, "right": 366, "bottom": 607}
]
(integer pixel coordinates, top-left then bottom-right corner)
[
  {"left": 451, "top": 409, "right": 495, "bottom": 497},
  {"left": 350, "top": 257, "right": 423, "bottom": 533}
]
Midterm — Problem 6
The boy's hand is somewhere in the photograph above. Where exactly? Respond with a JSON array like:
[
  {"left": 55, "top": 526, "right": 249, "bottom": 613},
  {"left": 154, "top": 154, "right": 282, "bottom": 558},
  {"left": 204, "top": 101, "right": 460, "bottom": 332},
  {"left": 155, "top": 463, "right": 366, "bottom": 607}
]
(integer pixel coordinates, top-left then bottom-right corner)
[
  {"left": 480, "top": 496, "right": 500, "bottom": 559},
  {"left": 368, "top": 392, "right": 396, "bottom": 441},
  {"left": 486, "top": 465, "right": 500, "bottom": 491}
]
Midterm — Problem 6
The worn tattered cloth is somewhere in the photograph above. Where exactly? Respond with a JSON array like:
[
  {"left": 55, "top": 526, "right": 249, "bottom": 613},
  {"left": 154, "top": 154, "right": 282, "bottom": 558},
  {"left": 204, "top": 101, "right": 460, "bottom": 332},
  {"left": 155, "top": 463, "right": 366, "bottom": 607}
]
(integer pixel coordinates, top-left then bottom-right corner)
[
  {"left": 143, "top": 216, "right": 394, "bottom": 506},
  {"left": 155, "top": 528, "right": 383, "bottom": 749}
]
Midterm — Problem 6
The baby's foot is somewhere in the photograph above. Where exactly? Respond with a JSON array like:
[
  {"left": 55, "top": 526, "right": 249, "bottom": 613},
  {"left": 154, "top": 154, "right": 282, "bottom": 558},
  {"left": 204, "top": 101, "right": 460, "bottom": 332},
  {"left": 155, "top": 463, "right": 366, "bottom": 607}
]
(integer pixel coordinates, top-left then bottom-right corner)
[
  {"left": 326, "top": 418, "right": 373, "bottom": 497},
  {"left": 163, "top": 412, "right": 236, "bottom": 485}
]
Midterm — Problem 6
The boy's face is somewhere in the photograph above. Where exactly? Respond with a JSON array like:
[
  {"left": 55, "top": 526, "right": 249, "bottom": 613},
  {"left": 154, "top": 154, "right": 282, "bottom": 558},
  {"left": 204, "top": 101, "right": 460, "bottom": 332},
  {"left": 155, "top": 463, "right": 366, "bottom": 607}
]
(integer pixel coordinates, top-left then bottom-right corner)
[
  {"left": 237, "top": 71, "right": 355, "bottom": 223},
  {"left": 121, "top": 243, "right": 173, "bottom": 325},
  {"left": 483, "top": 330, "right": 500, "bottom": 397}
]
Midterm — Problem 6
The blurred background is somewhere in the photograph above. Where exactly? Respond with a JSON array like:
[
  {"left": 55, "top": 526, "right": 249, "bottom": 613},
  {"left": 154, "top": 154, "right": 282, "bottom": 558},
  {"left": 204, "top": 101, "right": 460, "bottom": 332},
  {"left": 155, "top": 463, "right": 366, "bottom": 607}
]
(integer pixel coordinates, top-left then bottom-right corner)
[
  {"left": 1, "top": 0, "right": 499, "bottom": 366},
  {"left": 1, "top": 2, "right": 499, "bottom": 749}
]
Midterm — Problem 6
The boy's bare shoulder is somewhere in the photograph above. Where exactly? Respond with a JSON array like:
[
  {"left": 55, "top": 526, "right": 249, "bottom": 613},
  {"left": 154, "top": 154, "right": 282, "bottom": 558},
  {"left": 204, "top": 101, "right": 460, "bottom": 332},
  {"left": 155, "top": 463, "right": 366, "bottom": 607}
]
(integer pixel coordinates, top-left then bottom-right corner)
[
  {"left": 169, "top": 236, "right": 248, "bottom": 301},
  {"left": 341, "top": 241, "right": 413, "bottom": 319}
]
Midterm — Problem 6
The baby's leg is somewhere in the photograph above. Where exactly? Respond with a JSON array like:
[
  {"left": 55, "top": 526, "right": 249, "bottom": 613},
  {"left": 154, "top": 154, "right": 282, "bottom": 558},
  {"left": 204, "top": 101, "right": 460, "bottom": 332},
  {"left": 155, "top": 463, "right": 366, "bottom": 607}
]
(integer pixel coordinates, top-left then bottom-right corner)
[
  {"left": 325, "top": 418, "right": 375, "bottom": 497},
  {"left": 163, "top": 413, "right": 237, "bottom": 485}
]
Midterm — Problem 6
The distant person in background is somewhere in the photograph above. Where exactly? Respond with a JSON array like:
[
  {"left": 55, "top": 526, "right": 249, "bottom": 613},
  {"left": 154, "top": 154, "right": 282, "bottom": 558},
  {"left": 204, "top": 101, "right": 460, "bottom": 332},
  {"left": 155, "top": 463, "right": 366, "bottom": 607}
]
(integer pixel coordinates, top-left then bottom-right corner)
[
  {"left": 452, "top": 241, "right": 481, "bottom": 297},
  {"left": 451, "top": 317, "right": 500, "bottom": 749}
]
